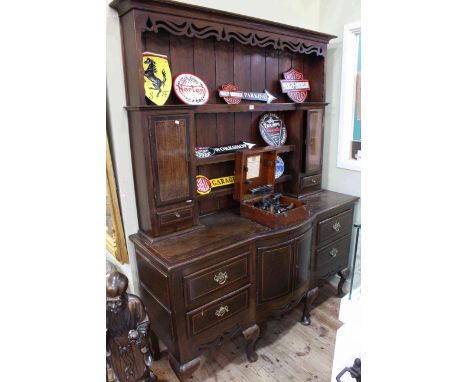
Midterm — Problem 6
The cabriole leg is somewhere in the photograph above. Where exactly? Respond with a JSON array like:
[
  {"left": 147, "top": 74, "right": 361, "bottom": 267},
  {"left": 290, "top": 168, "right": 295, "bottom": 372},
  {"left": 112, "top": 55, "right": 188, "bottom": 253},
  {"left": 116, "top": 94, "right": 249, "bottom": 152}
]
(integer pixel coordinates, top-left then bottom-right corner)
[
  {"left": 301, "top": 287, "right": 319, "bottom": 326},
  {"left": 168, "top": 355, "right": 200, "bottom": 382},
  {"left": 337, "top": 268, "right": 350, "bottom": 297},
  {"left": 242, "top": 324, "right": 260, "bottom": 362}
]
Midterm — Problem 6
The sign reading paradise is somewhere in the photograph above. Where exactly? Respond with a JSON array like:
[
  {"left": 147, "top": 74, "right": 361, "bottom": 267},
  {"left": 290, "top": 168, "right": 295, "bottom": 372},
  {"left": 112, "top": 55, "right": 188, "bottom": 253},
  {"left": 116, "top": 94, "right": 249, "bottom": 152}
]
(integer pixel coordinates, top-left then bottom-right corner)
[{"left": 196, "top": 175, "right": 235, "bottom": 195}]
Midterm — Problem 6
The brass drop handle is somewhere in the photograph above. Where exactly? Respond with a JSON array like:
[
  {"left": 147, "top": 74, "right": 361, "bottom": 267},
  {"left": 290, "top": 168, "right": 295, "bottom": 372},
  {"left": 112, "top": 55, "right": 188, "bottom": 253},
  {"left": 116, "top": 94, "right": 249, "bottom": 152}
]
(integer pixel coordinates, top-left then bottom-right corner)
[
  {"left": 214, "top": 271, "right": 228, "bottom": 285},
  {"left": 332, "top": 221, "right": 341, "bottom": 232},
  {"left": 329, "top": 248, "right": 339, "bottom": 258},
  {"left": 175, "top": 212, "right": 181, "bottom": 218},
  {"left": 215, "top": 305, "right": 229, "bottom": 317}
]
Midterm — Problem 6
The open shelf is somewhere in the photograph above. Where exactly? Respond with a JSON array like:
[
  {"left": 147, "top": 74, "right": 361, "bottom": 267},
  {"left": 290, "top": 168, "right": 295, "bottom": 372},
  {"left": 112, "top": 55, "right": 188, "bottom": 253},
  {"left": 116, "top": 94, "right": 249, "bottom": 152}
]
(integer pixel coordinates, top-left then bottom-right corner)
[
  {"left": 195, "top": 174, "right": 292, "bottom": 200},
  {"left": 125, "top": 102, "right": 328, "bottom": 113},
  {"left": 195, "top": 145, "right": 295, "bottom": 166},
  {"left": 196, "top": 187, "right": 234, "bottom": 200}
]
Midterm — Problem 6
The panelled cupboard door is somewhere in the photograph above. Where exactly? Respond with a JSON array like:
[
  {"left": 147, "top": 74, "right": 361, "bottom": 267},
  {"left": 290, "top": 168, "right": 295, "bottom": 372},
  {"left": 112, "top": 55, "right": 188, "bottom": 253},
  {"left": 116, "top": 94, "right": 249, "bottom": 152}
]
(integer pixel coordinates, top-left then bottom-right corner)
[
  {"left": 257, "top": 240, "right": 294, "bottom": 303},
  {"left": 149, "top": 115, "right": 192, "bottom": 206},
  {"left": 304, "top": 109, "right": 324, "bottom": 173},
  {"left": 294, "top": 229, "right": 312, "bottom": 290}
]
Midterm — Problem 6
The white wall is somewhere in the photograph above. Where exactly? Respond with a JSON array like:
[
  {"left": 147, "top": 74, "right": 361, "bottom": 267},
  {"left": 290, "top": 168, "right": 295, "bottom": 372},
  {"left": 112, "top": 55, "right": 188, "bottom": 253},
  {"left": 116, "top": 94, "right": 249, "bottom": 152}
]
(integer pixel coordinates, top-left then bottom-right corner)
[
  {"left": 318, "top": 0, "right": 361, "bottom": 293},
  {"left": 319, "top": 0, "right": 361, "bottom": 205},
  {"left": 172, "top": 0, "right": 321, "bottom": 30}
]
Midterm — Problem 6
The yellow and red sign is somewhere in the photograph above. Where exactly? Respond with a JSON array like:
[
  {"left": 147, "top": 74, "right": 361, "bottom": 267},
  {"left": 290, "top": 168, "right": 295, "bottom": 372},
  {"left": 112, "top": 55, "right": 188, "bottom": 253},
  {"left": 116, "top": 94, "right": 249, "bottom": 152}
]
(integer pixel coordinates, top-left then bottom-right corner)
[{"left": 196, "top": 175, "right": 235, "bottom": 195}]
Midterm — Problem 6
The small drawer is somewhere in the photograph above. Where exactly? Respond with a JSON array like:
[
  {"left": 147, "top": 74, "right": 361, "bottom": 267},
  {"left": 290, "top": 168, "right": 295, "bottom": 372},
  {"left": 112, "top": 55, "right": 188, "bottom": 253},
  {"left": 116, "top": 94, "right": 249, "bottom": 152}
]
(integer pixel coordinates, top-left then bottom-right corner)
[
  {"left": 316, "top": 234, "right": 351, "bottom": 270},
  {"left": 157, "top": 206, "right": 193, "bottom": 227},
  {"left": 301, "top": 174, "right": 321, "bottom": 189},
  {"left": 183, "top": 252, "right": 249, "bottom": 307},
  {"left": 186, "top": 287, "right": 249, "bottom": 336},
  {"left": 317, "top": 209, "right": 353, "bottom": 245}
]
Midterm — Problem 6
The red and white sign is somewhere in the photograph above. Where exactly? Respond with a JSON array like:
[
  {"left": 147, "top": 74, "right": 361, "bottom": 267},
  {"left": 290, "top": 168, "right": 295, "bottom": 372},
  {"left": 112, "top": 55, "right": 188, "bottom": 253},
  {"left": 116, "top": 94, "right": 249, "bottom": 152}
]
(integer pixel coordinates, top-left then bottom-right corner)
[
  {"left": 280, "top": 68, "right": 310, "bottom": 103},
  {"left": 173, "top": 73, "right": 209, "bottom": 105}
]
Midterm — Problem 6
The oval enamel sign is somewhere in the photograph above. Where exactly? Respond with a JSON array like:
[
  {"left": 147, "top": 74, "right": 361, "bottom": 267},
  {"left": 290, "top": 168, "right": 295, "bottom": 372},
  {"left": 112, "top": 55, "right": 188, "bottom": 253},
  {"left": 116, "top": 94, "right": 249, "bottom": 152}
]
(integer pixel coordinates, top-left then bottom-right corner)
[{"left": 173, "top": 73, "right": 209, "bottom": 105}]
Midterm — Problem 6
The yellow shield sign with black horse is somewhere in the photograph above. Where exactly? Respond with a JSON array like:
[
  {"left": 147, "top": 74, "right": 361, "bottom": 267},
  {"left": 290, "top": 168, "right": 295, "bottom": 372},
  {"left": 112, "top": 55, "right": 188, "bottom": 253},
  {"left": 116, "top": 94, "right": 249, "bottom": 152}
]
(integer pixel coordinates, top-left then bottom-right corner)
[{"left": 142, "top": 52, "right": 172, "bottom": 106}]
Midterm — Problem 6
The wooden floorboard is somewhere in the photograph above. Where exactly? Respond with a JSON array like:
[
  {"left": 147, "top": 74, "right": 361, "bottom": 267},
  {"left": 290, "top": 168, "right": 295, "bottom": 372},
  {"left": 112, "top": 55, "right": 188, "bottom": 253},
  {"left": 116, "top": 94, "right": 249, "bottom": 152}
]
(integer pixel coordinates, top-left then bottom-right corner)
[{"left": 150, "top": 284, "right": 342, "bottom": 382}]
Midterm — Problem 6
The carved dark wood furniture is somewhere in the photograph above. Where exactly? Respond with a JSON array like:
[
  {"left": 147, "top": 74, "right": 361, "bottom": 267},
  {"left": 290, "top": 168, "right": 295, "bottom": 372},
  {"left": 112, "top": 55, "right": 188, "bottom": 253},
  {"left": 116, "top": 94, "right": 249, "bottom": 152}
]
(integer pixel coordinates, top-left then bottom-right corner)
[
  {"left": 106, "top": 271, "right": 157, "bottom": 382},
  {"left": 109, "top": 0, "right": 359, "bottom": 380}
]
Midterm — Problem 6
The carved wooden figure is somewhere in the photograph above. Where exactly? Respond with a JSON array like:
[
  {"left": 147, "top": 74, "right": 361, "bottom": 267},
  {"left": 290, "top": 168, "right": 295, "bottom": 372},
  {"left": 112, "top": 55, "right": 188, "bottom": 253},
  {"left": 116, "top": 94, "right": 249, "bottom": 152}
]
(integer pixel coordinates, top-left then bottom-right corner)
[{"left": 106, "top": 272, "right": 157, "bottom": 382}]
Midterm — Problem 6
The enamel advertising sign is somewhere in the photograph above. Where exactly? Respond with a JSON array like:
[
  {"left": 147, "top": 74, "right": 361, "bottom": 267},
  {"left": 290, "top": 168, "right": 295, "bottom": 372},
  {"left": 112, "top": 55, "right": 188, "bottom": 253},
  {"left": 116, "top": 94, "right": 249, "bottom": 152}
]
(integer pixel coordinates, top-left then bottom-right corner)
[
  {"left": 173, "top": 73, "right": 209, "bottom": 105},
  {"left": 280, "top": 68, "right": 310, "bottom": 103},
  {"left": 142, "top": 52, "right": 172, "bottom": 106},
  {"left": 259, "top": 113, "right": 287, "bottom": 147},
  {"left": 196, "top": 175, "right": 235, "bottom": 195},
  {"left": 218, "top": 83, "right": 276, "bottom": 104}
]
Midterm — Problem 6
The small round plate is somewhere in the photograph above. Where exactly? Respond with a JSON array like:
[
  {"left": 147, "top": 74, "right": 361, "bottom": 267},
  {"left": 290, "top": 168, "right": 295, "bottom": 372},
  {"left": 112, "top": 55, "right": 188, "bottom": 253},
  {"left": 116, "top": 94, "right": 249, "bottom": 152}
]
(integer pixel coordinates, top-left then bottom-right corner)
[
  {"left": 173, "top": 73, "right": 210, "bottom": 105},
  {"left": 275, "top": 156, "right": 285, "bottom": 179},
  {"left": 259, "top": 113, "right": 287, "bottom": 146}
]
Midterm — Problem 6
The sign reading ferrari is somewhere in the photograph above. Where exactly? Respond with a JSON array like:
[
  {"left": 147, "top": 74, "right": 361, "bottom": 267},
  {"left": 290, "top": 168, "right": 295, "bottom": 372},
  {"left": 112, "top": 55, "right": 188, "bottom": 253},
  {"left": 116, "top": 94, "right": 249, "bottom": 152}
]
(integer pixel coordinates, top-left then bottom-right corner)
[
  {"left": 280, "top": 68, "right": 310, "bottom": 103},
  {"left": 142, "top": 52, "right": 172, "bottom": 106}
]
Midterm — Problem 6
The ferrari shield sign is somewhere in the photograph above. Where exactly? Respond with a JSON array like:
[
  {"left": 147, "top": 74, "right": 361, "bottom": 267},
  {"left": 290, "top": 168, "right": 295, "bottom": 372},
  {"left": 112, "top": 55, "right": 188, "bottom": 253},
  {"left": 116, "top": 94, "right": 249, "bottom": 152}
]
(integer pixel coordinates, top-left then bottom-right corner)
[{"left": 143, "top": 52, "right": 172, "bottom": 106}]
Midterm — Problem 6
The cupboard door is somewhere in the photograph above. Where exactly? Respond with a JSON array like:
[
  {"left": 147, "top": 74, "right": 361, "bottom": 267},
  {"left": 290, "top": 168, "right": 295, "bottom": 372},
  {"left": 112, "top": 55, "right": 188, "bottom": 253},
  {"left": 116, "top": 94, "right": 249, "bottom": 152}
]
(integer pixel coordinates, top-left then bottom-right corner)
[
  {"left": 149, "top": 115, "right": 191, "bottom": 205},
  {"left": 304, "top": 109, "right": 324, "bottom": 173},
  {"left": 294, "top": 230, "right": 312, "bottom": 290},
  {"left": 257, "top": 240, "right": 294, "bottom": 303}
]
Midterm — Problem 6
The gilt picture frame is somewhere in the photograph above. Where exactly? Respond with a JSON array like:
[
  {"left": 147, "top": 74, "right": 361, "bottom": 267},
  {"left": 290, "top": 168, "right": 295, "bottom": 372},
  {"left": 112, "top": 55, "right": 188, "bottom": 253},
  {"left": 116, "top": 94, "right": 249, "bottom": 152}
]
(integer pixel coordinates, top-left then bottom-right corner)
[{"left": 106, "top": 137, "right": 129, "bottom": 264}]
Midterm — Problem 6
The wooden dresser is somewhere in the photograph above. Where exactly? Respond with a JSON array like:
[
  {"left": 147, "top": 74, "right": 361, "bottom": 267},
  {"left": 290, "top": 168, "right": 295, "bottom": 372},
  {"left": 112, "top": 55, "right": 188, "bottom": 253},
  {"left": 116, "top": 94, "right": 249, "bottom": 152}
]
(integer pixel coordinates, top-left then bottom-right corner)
[{"left": 109, "top": 0, "right": 359, "bottom": 380}]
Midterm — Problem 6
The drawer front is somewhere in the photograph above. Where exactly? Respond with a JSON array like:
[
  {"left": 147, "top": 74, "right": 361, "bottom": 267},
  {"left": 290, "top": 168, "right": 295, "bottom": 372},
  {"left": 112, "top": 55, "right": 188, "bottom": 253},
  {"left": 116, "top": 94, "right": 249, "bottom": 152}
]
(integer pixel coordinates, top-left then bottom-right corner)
[
  {"left": 183, "top": 252, "right": 249, "bottom": 307},
  {"left": 186, "top": 288, "right": 249, "bottom": 336},
  {"left": 301, "top": 174, "right": 321, "bottom": 189},
  {"left": 317, "top": 209, "right": 353, "bottom": 245},
  {"left": 157, "top": 206, "right": 193, "bottom": 227},
  {"left": 316, "top": 234, "right": 351, "bottom": 277}
]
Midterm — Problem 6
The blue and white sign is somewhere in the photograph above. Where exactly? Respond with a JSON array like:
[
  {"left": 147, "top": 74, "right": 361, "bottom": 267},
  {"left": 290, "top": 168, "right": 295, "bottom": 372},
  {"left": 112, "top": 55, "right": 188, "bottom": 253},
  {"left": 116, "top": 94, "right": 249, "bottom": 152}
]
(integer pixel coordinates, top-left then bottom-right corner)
[{"left": 275, "top": 156, "right": 284, "bottom": 179}]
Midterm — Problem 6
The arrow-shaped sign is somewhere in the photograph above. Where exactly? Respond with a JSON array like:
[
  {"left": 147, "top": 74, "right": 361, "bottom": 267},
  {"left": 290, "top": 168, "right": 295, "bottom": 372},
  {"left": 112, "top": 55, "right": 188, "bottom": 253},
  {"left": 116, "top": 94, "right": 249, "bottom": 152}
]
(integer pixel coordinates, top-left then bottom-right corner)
[{"left": 219, "top": 83, "right": 277, "bottom": 104}]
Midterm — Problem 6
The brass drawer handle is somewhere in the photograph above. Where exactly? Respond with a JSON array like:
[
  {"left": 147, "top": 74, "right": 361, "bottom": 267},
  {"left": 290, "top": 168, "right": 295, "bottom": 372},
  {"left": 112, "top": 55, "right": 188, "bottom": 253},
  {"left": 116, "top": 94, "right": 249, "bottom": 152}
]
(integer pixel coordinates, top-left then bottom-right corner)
[
  {"left": 332, "top": 221, "right": 341, "bottom": 232},
  {"left": 213, "top": 271, "right": 228, "bottom": 285},
  {"left": 329, "top": 248, "right": 339, "bottom": 258},
  {"left": 215, "top": 305, "right": 229, "bottom": 317},
  {"left": 175, "top": 212, "right": 181, "bottom": 218}
]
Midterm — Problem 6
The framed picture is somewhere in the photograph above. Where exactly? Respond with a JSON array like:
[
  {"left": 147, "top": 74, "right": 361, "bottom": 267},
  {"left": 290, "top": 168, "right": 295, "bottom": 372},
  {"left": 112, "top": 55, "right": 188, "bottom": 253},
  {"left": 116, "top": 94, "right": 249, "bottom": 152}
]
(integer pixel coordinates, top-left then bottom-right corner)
[{"left": 106, "top": 137, "right": 129, "bottom": 264}]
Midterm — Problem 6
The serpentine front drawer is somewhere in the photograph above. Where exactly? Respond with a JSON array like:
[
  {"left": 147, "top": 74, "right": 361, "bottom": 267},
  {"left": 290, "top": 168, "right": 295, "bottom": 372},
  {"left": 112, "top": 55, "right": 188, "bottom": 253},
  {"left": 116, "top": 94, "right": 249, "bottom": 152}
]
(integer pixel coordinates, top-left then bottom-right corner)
[
  {"left": 186, "top": 287, "right": 249, "bottom": 336},
  {"left": 316, "top": 234, "right": 351, "bottom": 279},
  {"left": 183, "top": 251, "right": 249, "bottom": 308},
  {"left": 317, "top": 209, "right": 353, "bottom": 246}
]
